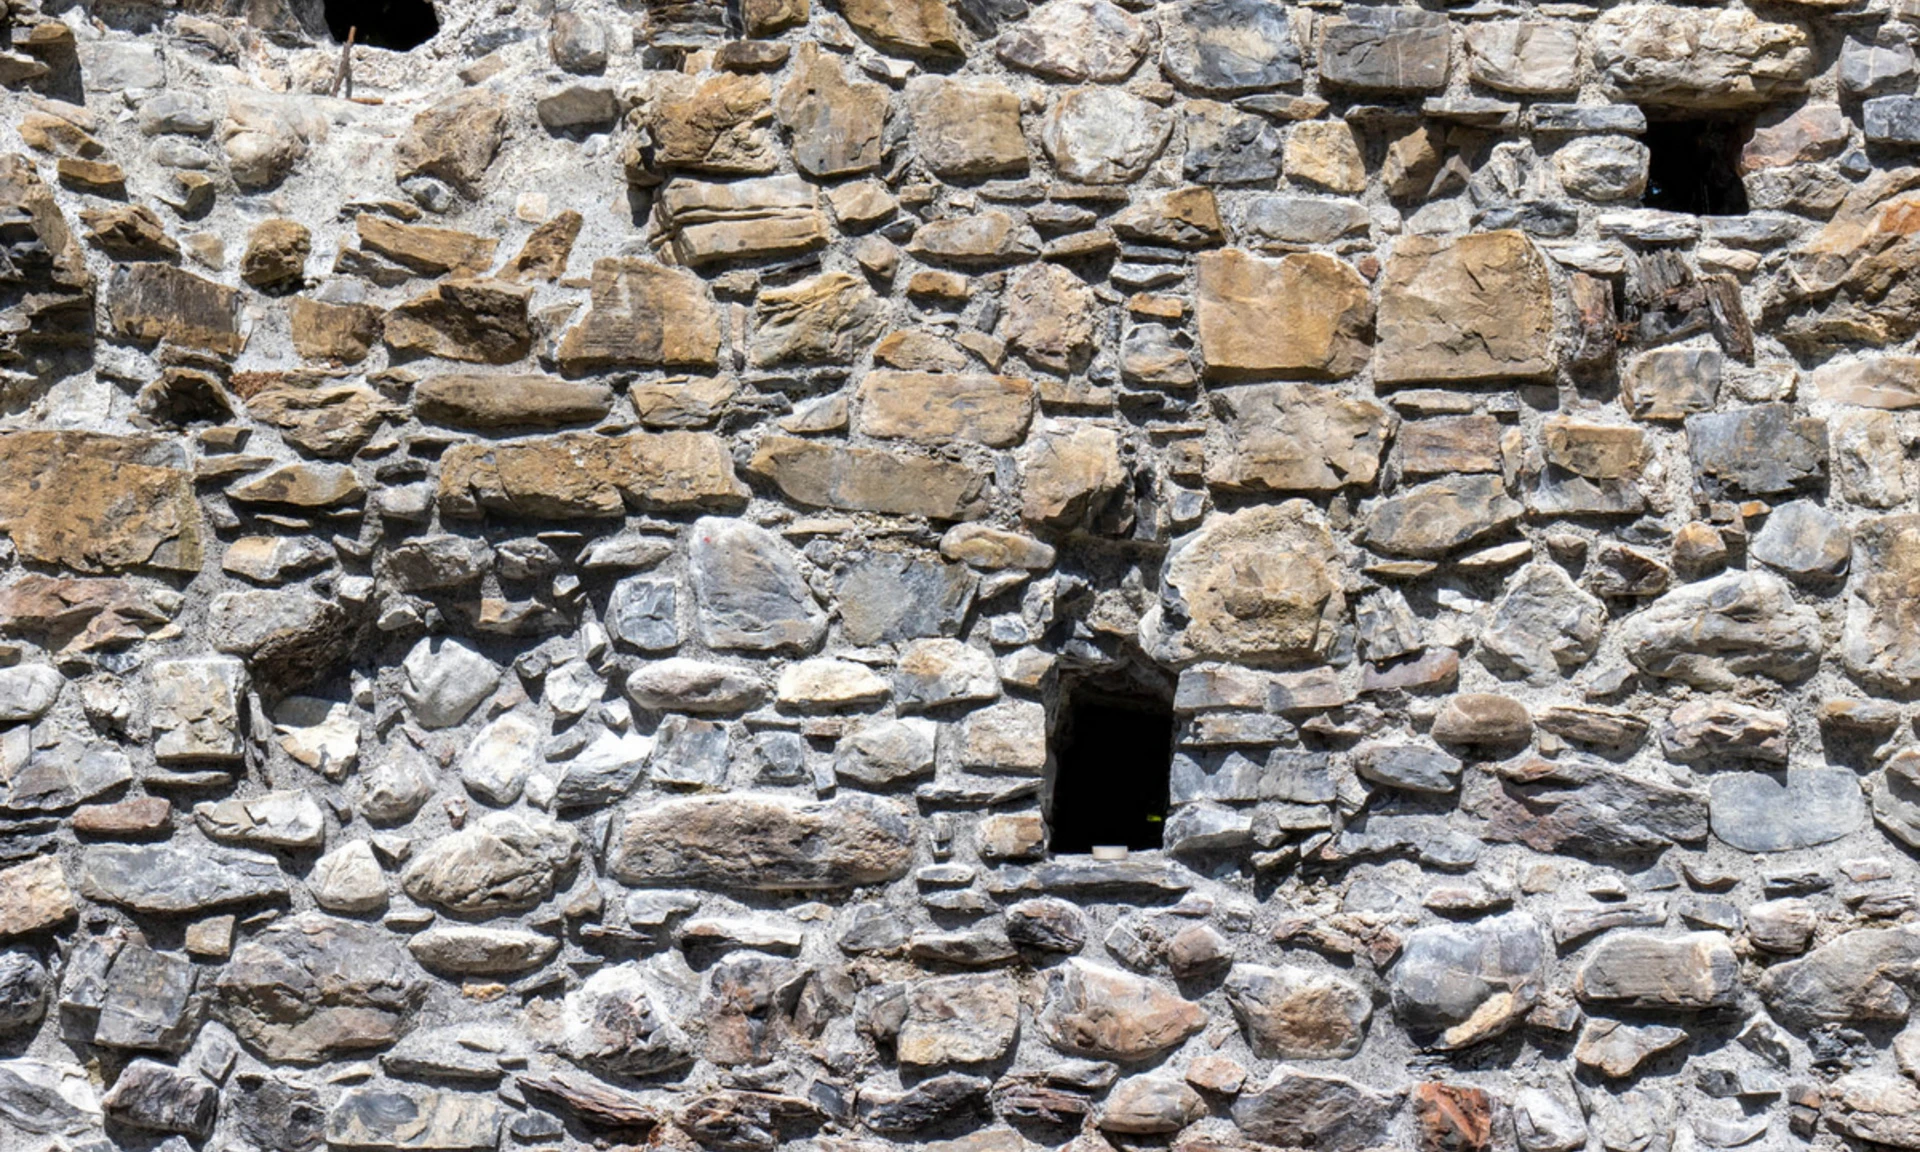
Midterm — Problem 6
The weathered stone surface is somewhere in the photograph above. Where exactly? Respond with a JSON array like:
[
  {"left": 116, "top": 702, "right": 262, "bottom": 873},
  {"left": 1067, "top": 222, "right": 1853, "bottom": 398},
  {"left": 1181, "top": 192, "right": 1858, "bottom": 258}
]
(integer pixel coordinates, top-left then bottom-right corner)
[
  {"left": 1590, "top": 6, "right": 1813, "bottom": 110},
  {"left": 562, "top": 963, "right": 693, "bottom": 1075},
  {"left": 899, "top": 973, "right": 1021, "bottom": 1068},
  {"left": 1043, "top": 88, "right": 1172, "bottom": 184},
  {"left": 856, "top": 371, "right": 1035, "bottom": 447},
  {"left": 907, "top": 76, "right": 1027, "bottom": 178},
  {"left": 1827, "top": 1074, "right": 1920, "bottom": 1150},
  {"left": 1205, "top": 383, "right": 1388, "bottom": 493},
  {"left": 0, "top": 858, "right": 73, "bottom": 940},
  {"left": 102, "top": 1059, "right": 217, "bottom": 1137},
  {"left": 107, "top": 262, "right": 242, "bottom": 354},
  {"left": 1466, "top": 21, "right": 1580, "bottom": 94},
  {"left": 1161, "top": 0, "right": 1298, "bottom": 94},
  {"left": 1622, "top": 570, "right": 1823, "bottom": 687},
  {"left": 1039, "top": 960, "right": 1206, "bottom": 1061},
  {"left": 1662, "top": 699, "right": 1789, "bottom": 764},
  {"left": 837, "top": 550, "right": 977, "bottom": 646},
  {"left": 1020, "top": 423, "right": 1127, "bottom": 527},
  {"left": 608, "top": 794, "right": 913, "bottom": 889},
  {"left": 555, "top": 258, "right": 722, "bottom": 372},
  {"left": 1575, "top": 933, "right": 1738, "bottom": 1010},
  {"left": 1233, "top": 1069, "right": 1402, "bottom": 1152},
  {"left": 414, "top": 373, "right": 611, "bottom": 430},
  {"left": 401, "top": 811, "right": 580, "bottom": 915},
  {"left": 438, "top": 432, "right": 747, "bottom": 519},
  {"left": 195, "top": 789, "right": 326, "bottom": 849},
  {"left": 385, "top": 279, "right": 531, "bottom": 364},
  {"left": 81, "top": 841, "right": 289, "bottom": 913},
  {"left": 394, "top": 88, "right": 507, "bottom": 196},
  {"left": 999, "top": 0, "right": 1147, "bottom": 82},
  {"left": 326, "top": 1087, "right": 501, "bottom": 1151},
  {"left": 1760, "top": 925, "right": 1920, "bottom": 1031},
  {"left": 1157, "top": 502, "right": 1342, "bottom": 664},
  {"left": 1687, "top": 405, "right": 1827, "bottom": 497},
  {"left": 408, "top": 926, "right": 557, "bottom": 976},
  {"left": 1376, "top": 231, "right": 1554, "bottom": 385},
  {"left": 1470, "top": 755, "right": 1709, "bottom": 857},
  {"left": 1318, "top": 8, "right": 1449, "bottom": 93},
  {"left": 0, "top": 432, "right": 202, "bottom": 573},
  {"left": 1480, "top": 564, "right": 1605, "bottom": 682},
  {"left": 1391, "top": 913, "right": 1544, "bottom": 1050},
  {"left": 748, "top": 435, "right": 989, "bottom": 520},
  {"left": 1225, "top": 964, "right": 1370, "bottom": 1060},
  {"left": 1001, "top": 262, "right": 1097, "bottom": 374},
  {"left": 775, "top": 45, "right": 887, "bottom": 178},
  {"left": 751, "top": 271, "right": 886, "bottom": 367},
  {"left": 219, "top": 913, "right": 428, "bottom": 1064},
  {"left": 1195, "top": 251, "right": 1372, "bottom": 380},
  {"left": 1576, "top": 1019, "right": 1686, "bottom": 1080},
  {"left": 840, "top": 0, "right": 963, "bottom": 57},
  {"left": 689, "top": 516, "right": 826, "bottom": 653},
  {"left": 1361, "top": 476, "right": 1523, "bottom": 559},
  {"left": 626, "top": 658, "right": 765, "bottom": 714},
  {"left": 658, "top": 176, "right": 829, "bottom": 266},
  {"left": 644, "top": 72, "right": 775, "bottom": 173}
]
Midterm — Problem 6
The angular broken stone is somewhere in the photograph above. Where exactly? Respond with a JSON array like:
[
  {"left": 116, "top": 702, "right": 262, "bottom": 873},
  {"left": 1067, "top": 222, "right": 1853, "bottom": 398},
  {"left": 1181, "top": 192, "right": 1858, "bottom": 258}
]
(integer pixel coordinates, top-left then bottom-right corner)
[
  {"left": 1576, "top": 1019, "right": 1686, "bottom": 1080},
  {"left": 400, "top": 637, "right": 500, "bottom": 729},
  {"left": 746, "top": 435, "right": 989, "bottom": 520},
  {"left": 1196, "top": 251, "right": 1373, "bottom": 380},
  {"left": 689, "top": 516, "right": 826, "bottom": 654},
  {"left": 1465, "top": 20, "right": 1580, "bottom": 94},
  {"left": 326, "top": 1087, "right": 501, "bottom": 1152},
  {"left": 1469, "top": 754, "right": 1709, "bottom": 857},
  {"left": 1361, "top": 476, "right": 1523, "bottom": 559},
  {"left": 150, "top": 657, "right": 246, "bottom": 764},
  {"left": 107, "top": 262, "right": 242, "bottom": 355},
  {"left": 907, "top": 75, "right": 1028, "bottom": 178},
  {"left": 751, "top": 270, "right": 887, "bottom": 367},
  {"left": 400, "top": 811, "right": 580, "bottom": 915},
  {"left": 1038, "top": 960, "right": 1206, "bottom": 1061},
  {"left": 1020, "top": 422, "right": 1127, "bottom": 528},
  {"left": 0, "top": 858, "right": 73, "bottom": 940},
  {"left": 1686, "top": 404, "right": 1827, "bottom": 497},
  {"left": 561, "top": 963, "right": 693, "bottom": 1075},
  {"left": 1590, "top": 5, "right": 1813, "bottom": 110},
  {"left": 0, "top": 432, "right": 203, "bottom": 573},
  {"left": 1760, "top": 924, "right": 1920, "bottom": 1032},
  {"left": 658, "top": 176, "right": 829, "bottom": 266},
  {"left": 219, "top": 912, "right": 428, "bottom": 1064},
  {"left": 555, "top": 258, "right": 722, "bottom": 372},
  {"left": 1376, "top": 231, "right": 1554, "bottom": 385},
  {"left": 839, "top": 0, "right": 963, "bottom": 56},
  {"left": 1224, "top": 964, "right": 1371, "bottom": 1060},
  {"left": 1479, "top": 564, "right": 1605, "bottom": 682},
  {"left": 608, "top": 793, "right": 913, "bottom": 890},
  {"left": 1842, "top": 514, "right": 1920, "bottom": 691},
  {"left": 194, "top": 789, "right": 326, "bottom": 850},
  {"left": 384, "top": 278, "right": 531, "bottom": 364},
  {"left": 1575, "top": 932, "right": 1738, "bottom": 1010},
  {"left": 775, "top": 45, "right": 888, "bottom": 178}
]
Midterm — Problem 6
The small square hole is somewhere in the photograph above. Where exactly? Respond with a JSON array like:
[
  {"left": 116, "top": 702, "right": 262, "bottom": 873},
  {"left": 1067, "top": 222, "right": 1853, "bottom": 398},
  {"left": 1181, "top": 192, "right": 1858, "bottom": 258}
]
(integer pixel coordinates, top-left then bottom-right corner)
[
  {"left": 1642, "top": 116, "right": 1752, "bottom": 216},
  {"left": 1046, "top": 685, "right": 1174, "bottom": 855}
]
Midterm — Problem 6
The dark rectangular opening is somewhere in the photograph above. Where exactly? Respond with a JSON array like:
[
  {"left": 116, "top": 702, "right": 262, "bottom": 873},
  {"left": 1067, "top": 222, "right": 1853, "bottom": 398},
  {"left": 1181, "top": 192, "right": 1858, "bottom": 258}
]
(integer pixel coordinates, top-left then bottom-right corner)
[
  {"left": 1642, "top": 116, "right": 1751, "bottom": 216},
  {"left": 325, "top": 0, "right": 439, "bottom": 50},
  {"left": 1046, "top": 687, "right": 1174, "bottom": 854}
]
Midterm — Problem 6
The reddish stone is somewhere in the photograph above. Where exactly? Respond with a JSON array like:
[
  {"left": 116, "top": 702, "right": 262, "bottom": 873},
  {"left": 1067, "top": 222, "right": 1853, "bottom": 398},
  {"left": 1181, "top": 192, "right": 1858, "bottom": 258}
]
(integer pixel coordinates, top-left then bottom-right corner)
[
  {"left": 1412, "top": 1083, "right": 1493, "bottom": 1152},
  {"left": 73, "top": 797, "right": 173, "bottom": 838}
]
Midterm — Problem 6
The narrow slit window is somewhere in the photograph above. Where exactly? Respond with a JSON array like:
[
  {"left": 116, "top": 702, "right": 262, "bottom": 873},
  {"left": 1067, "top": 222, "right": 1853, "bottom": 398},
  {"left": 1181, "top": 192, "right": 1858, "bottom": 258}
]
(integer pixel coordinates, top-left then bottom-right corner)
[
  {"left": 1047, "top": 686, "right": 1174, "bottom": 855},
  {"left": 324, "top": 0, "right": 439, "bottom": 51},
  {"left": 1641, "top": 116, "right": 1752, "bottom": 216}
]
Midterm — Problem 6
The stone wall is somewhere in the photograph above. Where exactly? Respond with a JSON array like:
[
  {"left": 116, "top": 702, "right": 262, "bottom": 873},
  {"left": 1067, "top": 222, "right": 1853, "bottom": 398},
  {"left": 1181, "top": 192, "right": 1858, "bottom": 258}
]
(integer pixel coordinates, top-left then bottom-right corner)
[{"left": 7, "top": 0, "right": 1920, "bottom": 1149}]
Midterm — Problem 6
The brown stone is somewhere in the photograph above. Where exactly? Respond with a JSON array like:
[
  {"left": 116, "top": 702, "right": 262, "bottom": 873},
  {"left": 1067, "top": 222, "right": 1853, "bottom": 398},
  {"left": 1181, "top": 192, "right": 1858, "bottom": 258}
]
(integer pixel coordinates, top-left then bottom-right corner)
[
  {"left": 108, "top": 262, "right": 243, "bottom": 355},
  {"left": 502, "top": 210, "right": 582, "bottom": 282},
  {"left": 744, "top": 0, "right": 809, "bottom": 37},
  {"left": 385, "top": 279, "right": 532, "bottom": 364},
  {"left": 289, "top": 298, "right": 382, "bottom": 364},
  {"left": 438, "top": 432, "right": 748, "bottom": 519},
  {"left": 631, "top": 375, "right": 737, "bottom": 428},
  {"left": 0, "top": 431, "right": 203, "bottom": 572},
  {"left": 751, "top": 271, "right": 887, "bottom": 366},
  {"left": 907, "top": 76, "right": 1028, "bottom": 178},
  {"left": 0, "top": 857, "right": 74, "bottom": 939},
  {"left": 354, "top": 215, "right": 497, "bottom": 277},
  {"left": 1159, "top": 502, "right": 1342, "bottom": 663},
  {"left": 1813, "top": 357, "right": 1920, "bottom": 408},
  {"left": 839, "top": 0, "right": 963, "bottom": 57},
  {"left": 1361, "top": 475, "right": 1523, "bottom": 558},
  {"left": 1196, "top": 250, "right": 1372, "bottom": 380},
  {"left": 648, "top": 72, "right": 778, "bottom": 174},
  {"left": 1590, "top": 5, "right": 1813, "bottom": 111},
  {"left": 856, "top": 371, "right": 1035, "bottom": 447},
  {"left": 1431, "top": 693, "right": 1532, "bottom": 750},
  {"left": 1039, "top": 960, "right": 1207, "bottom": 1061},
  {"left": 74, "top": 796, "right": 173, "bottom": 838},
  {"left": 0, "top": 574, "right": 180, "bottom": 654},
  {"left": 746, "top": 436, "right": 989, "bottom": 520},
  {"left": 1206, "top": 383, "right": 1392, "bottom": 493},
  {"left": 416, "top": 374, "right": 613, "bottom": 430},
  {"left": 1111, "top": 187, "right": 1224, "bottom": 248},
  {"left": 774, "top": 45, "right": 888, "bottom": 178},
  {"left": 1001, "top": 263, "right": 1097, "bottom": 374},
  {"left": 1224, "top": 964, "right": 1371, "bottom": 1060},
  {"left": 1742, "top": 105, "right": 1848, "bottom": 172},
  {"left": 1283, "top": 120, "right": 1366, "bottom": 194},
  {"left": 1399, "top": 415, "right": 1503, "bottom": 476},
  {"left": 246, "top": 387, "right": 394, "bottom": 458},
  {"left": 658, "top": 176, "right": 829, "bottom": 266},
  {"left": 1541, "top": 418, "right": 1646, "bottom": 479},
  {"left": 227, "top": 463, "right": 365, "bottom": 508},
  {"left": 1020, "top": 423, "right": 1127, "bottom": 527},
  {"left": 240, "top": 218, "right": 312, "bottom": 290},
  {"left": 1375, "top": 231, "right": 1554, "bottom": 385},
  {"left": 80, "top": 203, "right": 181, "bottom": 261},
  {"left": 607, "top": 793, "right": 914, "bottom": 889},
  {"left": 907, "top": 210, "right": 1042, "bottom": 265},
  {"left": 556, "top": 258, "right": 722, "bottom": 372},
  {"left": 56, "top": 156, "right": 125, "bottom": 195},
  {"left": 1411, "top": 1084, "right": 1493, "bottom": 1152},
  {"left": 394, "top": 87, "right": 508, "bottom": 196}
]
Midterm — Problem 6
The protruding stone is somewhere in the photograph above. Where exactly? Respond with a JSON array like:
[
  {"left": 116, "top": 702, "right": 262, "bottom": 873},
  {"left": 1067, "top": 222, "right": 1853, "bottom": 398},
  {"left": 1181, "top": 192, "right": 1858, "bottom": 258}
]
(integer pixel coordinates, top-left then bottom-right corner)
[
  {"left": 689, "top": 516, "right": 827, "bottom": 654},
  {"left": 218, "top": 912, "right": 429, "bottom": 1064},
  {"left": 1623, "top": 570, "right": 1823, "bottom": 687},
  {"left": 1233, "top": 1069, "right": 1402, "bottom": 1152},
  {"left": 555, "top": 258, "right": 722, "bottom": 372},
  {"left": 1043, "top": 88, "right": 1173, "bottom": 184},
  {"left": 1576, "top": 933, "right": 1738, "bottom": 1010},
  {"left": 1195, "top": 251, "right": 1372, "bottom": 380},
  {"left": 608, "top": 794, "right": 913, "bottom": 890},
  {"left": 1224, "top": 964, "right": 1371, "bottom": 1060},
  {"left": 400, "top": 811, "right": 581, "bottom": 915},
  {"left": 1038, "top": 960, "right": 1206, "bottom": 1061},
  {"left": 1156, "top": 502, "right": 1342, "bottom": 664},
  {"left": 1376, "top": 231, "right": 1554, "bottom": 384},
  {"left": 438, "top": 432, "right": 747, "bottom": 519},
  {"left": 1391, "top": 912, "right": 1545, "bottom": 1049}
]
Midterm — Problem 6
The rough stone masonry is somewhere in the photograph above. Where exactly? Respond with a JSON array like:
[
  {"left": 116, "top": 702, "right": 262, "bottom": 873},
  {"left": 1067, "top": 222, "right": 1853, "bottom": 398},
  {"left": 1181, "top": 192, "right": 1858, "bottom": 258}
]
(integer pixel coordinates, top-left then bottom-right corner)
[{"left": 14, "top": 0, "right": 1920, "bottom": 1149}]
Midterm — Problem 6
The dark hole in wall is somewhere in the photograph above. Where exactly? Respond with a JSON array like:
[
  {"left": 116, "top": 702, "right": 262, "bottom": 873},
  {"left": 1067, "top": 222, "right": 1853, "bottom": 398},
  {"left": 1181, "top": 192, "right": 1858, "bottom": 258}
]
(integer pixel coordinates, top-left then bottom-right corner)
[
  {"left": 1047, "top": 685, "right": 1174, "bottom": 855},
  {"left": 1641, "top": 116, "right": 1753, "bottom": 216},
  {"left": 324, "top": 0, "right": 439, "bottom": 51}
]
